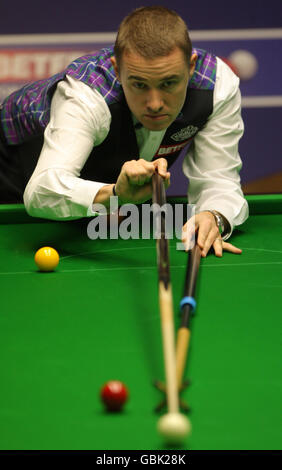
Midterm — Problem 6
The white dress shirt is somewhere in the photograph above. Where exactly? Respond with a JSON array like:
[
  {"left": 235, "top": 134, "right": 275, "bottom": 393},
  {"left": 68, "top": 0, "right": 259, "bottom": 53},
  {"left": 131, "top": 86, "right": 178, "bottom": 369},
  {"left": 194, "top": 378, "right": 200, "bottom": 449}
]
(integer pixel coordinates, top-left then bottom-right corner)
[{"left": 23, "top": 57, "right": 248, "bottom": 237}]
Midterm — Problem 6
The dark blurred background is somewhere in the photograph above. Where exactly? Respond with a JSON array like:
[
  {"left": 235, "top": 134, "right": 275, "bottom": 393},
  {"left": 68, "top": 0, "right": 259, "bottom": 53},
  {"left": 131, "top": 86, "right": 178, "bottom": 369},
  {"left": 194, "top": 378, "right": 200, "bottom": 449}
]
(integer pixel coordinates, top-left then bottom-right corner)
[{"left": 1, "top": 0, "right": 282, "bottom": 195}]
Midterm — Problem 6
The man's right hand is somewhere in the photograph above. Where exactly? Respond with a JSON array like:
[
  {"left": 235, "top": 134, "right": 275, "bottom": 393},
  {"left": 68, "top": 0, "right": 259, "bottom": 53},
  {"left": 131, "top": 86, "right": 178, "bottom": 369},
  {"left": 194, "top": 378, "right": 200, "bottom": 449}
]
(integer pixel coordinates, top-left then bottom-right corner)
[{"left": 114, "top": 158, "right": 170, "bottom": 204}]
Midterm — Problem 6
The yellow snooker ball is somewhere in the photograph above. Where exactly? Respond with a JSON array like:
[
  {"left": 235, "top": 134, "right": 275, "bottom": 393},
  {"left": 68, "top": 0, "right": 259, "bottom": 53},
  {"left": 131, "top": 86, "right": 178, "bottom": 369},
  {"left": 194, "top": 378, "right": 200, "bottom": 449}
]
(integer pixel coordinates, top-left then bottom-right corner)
[{"left": 34, "top": 247, "right": 59, "bottom": 272}]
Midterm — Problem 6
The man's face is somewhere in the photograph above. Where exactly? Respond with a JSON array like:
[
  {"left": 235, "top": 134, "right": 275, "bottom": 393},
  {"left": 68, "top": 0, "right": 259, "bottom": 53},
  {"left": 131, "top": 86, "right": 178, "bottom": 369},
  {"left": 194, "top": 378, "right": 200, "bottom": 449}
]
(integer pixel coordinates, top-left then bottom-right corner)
[{"left": 111, "top": 48, "right": 197, "bottom": 131}]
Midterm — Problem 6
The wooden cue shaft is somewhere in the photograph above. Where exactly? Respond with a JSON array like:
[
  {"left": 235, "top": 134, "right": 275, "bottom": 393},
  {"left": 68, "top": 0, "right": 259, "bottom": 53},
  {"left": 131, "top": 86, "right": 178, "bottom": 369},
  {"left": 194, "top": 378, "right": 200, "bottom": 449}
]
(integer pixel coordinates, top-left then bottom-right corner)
[
  {"left": 152, "top": 172, "right": 179, "bottom": 414},
  {"left": 176, "top": 243, "right": 201, "bottom": 388},
  {"left": 176, "top": 327, "right": 191, "bottom": 389},
  {"left": 158, "top": 281, "right": 178, "bottom": 413}
]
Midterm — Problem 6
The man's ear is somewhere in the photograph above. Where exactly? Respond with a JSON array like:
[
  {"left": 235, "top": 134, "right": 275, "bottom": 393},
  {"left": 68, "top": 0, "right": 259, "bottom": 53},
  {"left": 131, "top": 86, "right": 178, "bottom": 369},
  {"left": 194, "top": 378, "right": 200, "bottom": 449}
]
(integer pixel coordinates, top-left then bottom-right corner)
[
  {"left": 189, "top": 53, "right": 197, "bottom": 78},
  {"left": 111, "top": 56, "right": 120, "bottom": 80}
]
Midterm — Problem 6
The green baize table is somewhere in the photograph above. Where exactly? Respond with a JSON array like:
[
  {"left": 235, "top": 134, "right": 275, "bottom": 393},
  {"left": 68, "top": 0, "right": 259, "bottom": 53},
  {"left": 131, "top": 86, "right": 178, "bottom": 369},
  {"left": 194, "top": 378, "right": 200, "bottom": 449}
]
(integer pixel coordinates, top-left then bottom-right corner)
[{"left": 0, "top": 195, "right": 281, "bottom": 450}]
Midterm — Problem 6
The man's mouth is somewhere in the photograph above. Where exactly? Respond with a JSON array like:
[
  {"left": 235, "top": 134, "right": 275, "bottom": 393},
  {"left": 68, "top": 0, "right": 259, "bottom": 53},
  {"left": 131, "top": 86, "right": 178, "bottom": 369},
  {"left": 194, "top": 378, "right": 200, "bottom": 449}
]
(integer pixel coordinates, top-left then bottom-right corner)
[{"left": 144, "top": 114, "right": 168, "bottom": 121}]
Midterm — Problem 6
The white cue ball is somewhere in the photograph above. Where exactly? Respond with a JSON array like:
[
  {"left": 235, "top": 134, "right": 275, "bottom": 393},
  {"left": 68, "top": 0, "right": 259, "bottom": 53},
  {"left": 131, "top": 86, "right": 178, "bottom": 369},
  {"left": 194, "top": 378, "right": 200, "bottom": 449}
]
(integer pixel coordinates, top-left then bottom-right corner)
[
  {"left": 228, "top": 49, "right": 258, "bottom": 80},
  {"left": 157, "top": 413, "right": 191, "bottom": 445}
]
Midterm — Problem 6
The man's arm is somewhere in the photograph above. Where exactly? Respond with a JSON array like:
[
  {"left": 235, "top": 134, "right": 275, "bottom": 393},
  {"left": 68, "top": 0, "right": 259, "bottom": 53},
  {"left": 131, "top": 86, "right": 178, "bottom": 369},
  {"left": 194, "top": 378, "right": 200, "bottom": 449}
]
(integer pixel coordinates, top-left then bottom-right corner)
[
  {"left": 92, "top": 157, "right": 170, "bottom": 210},
  {"left": 24, "top": 76, "right": 170, "bottom": 220},
  {"left": 182, "top": 58, "right": 249, "bottom": 256},
  {"left": 24, "top": 76, "right": 111, "bottom": 220}
]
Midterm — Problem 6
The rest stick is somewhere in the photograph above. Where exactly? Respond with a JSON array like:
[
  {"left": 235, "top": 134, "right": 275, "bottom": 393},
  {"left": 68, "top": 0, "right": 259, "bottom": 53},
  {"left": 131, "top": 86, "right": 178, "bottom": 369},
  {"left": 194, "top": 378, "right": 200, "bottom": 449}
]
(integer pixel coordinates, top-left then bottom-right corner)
[{"left": 176, "top": 243, "right": 201, "bottom": 389}]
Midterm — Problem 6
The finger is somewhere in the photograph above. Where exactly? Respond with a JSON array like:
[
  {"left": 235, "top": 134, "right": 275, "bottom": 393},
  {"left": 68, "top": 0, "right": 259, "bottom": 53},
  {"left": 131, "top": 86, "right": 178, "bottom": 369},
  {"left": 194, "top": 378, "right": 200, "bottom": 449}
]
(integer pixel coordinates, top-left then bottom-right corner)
[
  {"left": 130, "top": 173, "right": 151, "bottom": 186},
  {"left": 196, "top": 214, "right": 215, "bottom": 250},
  {"left": 127, "top": 161, "right": 155, "bottom": 185},
  {"left": 197, "top": 217, "right": 217, "bottom": 251},
  {"left": 153, "top": 158, "right": 169, "bottom": 178},
  {"left": 222, "top": 242, "right": 242, "bottom": 254},
  {"left": 164, "top": 172, "right": 171, "bottom": 188},
  {"left": 183, "top": 230, "right": 196, "bottom": 251},
  {"left": 200, "top": 228, "right": 219, "bottom": 257},
  {"left": 182, "top": 218, "right": 198, "bottom": 251},
  {"left": 213, "top": 237, "right": 223, "bottom": 257}
]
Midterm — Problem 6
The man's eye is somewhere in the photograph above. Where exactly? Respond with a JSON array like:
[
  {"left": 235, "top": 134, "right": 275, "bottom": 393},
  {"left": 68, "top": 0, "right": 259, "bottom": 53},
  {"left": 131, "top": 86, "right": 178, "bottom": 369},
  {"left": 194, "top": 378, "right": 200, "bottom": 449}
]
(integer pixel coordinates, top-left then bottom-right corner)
[
  {"left": 162, "top": 81, "right": 177, "bottom": 89},
  {"left": 133, "top": 82, "right": 146, "bottom": 89}
]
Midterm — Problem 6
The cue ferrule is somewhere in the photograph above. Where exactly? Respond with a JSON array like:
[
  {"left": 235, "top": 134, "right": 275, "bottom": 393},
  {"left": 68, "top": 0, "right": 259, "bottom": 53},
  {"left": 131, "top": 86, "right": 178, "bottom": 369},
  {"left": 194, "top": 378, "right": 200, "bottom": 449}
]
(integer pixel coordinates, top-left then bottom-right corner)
[
  {"left": 179, "top": 296, "right": 196, "bottom": 328},
  {"left": 180, "top": 296, "right": 196, "bottom": 312}
]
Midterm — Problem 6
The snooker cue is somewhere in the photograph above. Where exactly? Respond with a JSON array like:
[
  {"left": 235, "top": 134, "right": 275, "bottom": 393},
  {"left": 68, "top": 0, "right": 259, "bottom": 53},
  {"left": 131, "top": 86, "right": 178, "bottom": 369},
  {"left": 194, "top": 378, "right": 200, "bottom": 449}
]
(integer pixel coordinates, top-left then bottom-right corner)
[
  {"left": 176, "top": 243, "right": 201, "bottom": 389},
  {"left": 152, "top": 172, "right": 179, "bottom": 414}
]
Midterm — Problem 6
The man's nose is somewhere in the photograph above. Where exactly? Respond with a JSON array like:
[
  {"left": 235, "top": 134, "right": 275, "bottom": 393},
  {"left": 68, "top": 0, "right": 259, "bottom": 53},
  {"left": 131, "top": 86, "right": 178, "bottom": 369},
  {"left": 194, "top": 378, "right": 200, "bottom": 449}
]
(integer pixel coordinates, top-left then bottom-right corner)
[{"left": 146, "top": 90, "right": 164, "bottom": 113}]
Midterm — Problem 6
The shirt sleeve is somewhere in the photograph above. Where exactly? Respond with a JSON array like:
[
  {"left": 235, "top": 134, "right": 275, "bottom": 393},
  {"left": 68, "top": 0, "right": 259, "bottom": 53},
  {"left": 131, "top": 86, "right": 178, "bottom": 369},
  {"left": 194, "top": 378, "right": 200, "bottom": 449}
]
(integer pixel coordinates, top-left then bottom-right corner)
[
  {"left": 23, "top": 75, "right": 111, "bottom": 220},
  {"left": 182, "top": 57, "right": 249, "bottom": 239}
]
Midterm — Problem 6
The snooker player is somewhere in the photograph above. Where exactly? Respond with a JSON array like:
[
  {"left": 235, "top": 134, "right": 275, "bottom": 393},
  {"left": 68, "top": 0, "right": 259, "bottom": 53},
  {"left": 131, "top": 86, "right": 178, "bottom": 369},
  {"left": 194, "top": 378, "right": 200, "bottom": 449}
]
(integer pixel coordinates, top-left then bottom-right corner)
[{"left": 0, "top": 6, "right": 248, "bottom": 257}]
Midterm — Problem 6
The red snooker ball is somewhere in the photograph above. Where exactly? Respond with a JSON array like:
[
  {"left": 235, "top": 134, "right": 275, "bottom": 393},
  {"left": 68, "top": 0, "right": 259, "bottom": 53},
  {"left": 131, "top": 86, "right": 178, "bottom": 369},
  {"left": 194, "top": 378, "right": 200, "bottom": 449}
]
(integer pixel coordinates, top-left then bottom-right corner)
[{"left": 100, "top": 380, "right": 129, "bottom": 412}]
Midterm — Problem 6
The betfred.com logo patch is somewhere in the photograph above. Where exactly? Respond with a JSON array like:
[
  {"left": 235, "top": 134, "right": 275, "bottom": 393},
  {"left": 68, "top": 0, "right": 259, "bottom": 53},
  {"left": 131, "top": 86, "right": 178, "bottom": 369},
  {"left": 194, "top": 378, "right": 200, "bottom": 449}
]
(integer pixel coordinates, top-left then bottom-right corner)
[
  {"left": 155, "top": 139, "right": 190, "bottom": 157},
  {"left": 170, "top": 125, "right": 198, "bottom": 142}
]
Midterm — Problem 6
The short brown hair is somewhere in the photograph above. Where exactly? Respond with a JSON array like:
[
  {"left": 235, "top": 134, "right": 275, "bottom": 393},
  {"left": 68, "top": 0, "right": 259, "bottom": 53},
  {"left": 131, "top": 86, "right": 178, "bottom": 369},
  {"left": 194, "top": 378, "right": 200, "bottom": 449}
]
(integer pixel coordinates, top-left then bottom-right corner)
[{"left": 114, "top": 6, "right": 192, "bottom": 68}]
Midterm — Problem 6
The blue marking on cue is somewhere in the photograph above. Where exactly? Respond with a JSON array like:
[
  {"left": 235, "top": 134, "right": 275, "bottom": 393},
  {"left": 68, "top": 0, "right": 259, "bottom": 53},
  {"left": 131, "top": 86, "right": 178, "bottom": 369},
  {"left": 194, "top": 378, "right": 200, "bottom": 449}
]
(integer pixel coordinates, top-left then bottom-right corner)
[{"left": 180, "top": 296, "right": 196, "bottom": 313}]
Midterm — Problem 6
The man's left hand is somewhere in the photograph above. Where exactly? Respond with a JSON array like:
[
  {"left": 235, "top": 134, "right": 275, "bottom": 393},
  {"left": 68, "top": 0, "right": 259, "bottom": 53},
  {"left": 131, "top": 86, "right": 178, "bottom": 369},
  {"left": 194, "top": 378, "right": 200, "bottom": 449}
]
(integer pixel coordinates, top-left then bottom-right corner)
[{"left": 182, "top": 211, "right": 242, "bottom": 257}]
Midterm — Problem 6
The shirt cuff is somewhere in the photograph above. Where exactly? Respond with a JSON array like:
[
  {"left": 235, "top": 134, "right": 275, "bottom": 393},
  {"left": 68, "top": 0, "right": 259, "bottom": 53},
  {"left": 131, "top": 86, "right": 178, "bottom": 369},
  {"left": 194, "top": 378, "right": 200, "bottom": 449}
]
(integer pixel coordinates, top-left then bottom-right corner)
[
  {"left": 197, "top": 200, "right": 248, "bottom": 241},
  {"left": 71, "top": 179, "right": 109, "bottom": 217}
]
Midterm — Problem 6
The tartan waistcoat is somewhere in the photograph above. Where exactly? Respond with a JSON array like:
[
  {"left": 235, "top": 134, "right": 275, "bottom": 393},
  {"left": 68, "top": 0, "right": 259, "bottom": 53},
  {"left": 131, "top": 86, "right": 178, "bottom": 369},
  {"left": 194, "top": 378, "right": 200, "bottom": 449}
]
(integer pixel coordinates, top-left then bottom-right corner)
[{"left": 0, "top": 47, "right": 217, "bottom": 183}]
